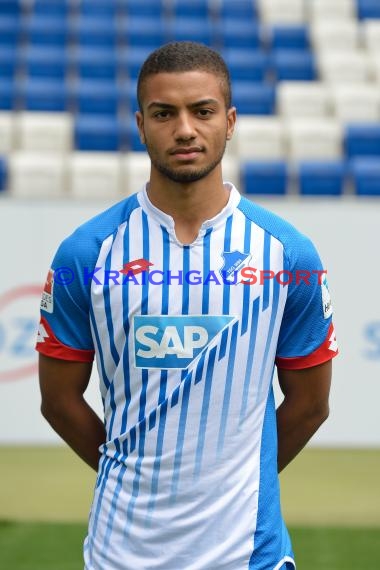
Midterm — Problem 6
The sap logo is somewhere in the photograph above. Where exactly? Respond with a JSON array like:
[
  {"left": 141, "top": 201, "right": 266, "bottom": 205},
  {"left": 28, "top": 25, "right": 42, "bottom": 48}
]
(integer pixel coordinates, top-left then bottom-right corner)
[{"left": 134, "top": 315, "right": 235, "bottom": 369}]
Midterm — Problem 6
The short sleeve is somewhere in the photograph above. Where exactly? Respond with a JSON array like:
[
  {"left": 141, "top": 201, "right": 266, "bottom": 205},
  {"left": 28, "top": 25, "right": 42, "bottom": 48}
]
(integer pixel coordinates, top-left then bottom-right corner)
[
  {"left": 36, "top": 235, "right": 95, "bottom": 362},
  {"left": 275, "top": 234, "right": 338, "bottom": 370}
]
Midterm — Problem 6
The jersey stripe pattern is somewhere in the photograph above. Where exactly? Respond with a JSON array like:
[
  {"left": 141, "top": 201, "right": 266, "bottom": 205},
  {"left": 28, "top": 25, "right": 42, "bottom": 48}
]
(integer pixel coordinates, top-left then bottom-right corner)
[{"left": 36, "top": 184, "right": 337, "bottom": 570}]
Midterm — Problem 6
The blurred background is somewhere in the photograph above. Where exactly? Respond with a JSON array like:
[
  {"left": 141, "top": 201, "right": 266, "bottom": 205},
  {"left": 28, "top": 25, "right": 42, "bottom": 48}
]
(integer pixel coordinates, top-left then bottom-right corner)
[{"left": 0, "top": 0, "right": 379, "bottom": 568}]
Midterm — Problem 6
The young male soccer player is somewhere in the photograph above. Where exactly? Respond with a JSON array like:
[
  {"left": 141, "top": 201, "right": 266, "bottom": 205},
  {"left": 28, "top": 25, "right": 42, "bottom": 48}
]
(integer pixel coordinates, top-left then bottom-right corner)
[{"left": 36, "top": 42, "right": 338, "bottom": 569}]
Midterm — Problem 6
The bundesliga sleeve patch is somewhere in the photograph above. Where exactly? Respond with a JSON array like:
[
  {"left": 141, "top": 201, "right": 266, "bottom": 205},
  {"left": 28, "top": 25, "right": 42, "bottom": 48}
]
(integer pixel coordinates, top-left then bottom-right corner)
[
  {"left": 321, "top": 274, "right": 333, "bottom": 319},
  {"left": 40, "top": 269, "right": 54, "bottom": 313}
]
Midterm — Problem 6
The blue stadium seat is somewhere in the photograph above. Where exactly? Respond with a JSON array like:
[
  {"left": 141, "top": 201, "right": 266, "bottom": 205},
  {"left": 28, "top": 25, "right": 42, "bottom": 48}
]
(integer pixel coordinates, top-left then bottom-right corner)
[
  {"left": 0, "top": 156, "right": 8, "bottom": 192},
  {"left": 219, "top": 0, "right": 257, "bottom": 21},
  {"left": 171, "top": 0, "right": 210, "bottom": 19},
  {"left": 0, "top": 16, "right": 20, "bottom": 46},
  {"left": 23, "top": 16, "right": 70, "bottom": 47},
  {"left": 74, "top": 114, "right": 124, "bottom": 151},
  {"left": 122, "top": 17, "right": 167, "bottom": 48},
  {"left": 19, "top": 79, "right": 69, "bottom": 111},
  {"left": 125, "top": 117, "right": 146, "bottom": 152},
  {"left": 218, "top": 20, "right": 261, "bottom": 49},
  {"left": 21, "top": 47, "right": 69, "bottom": 80},
  {"left": 0, "top": 47, "right": 18, "bottom": 79},
  {"left": 222, "top": 49, "right": 269, "bottom": 82},
  {"left": 79, "top": 0, "right": 118, "bottom": 18},
  {"left": 351, "top": 157, "right": 380, "bottom": 195},
  {"left": 71, "top": 80, "right": 120, "bottom": 115},
  {"left": 124, "top": 0, "right": 164, "bottom": 19},
  {"left": 232, "top": 82, "right": 276, "bottom": 115},
  {"left": 270, "top": 25, "right": 310, "bottom": 50},
  {"left": 345, "top": 124, "right": 380, "bottom": 157},
  {"left": 33, "top": 0, "right": 71, "bottom": 18},
  {"left": 74, "top": 17, "right": 118, "bottom": 48},
  {"left": 122, "top": 80, "right": 139, "bottom": 114},
  {"left": 0, "top": 79, "right": 15, "bottom": 110},
  {"left": 0, "top": 0, "right": 21, "bottom": 15},
  {"left": 271, "top": 50, "right": 316, "bottom": 81},
  {"left": 167, "top": 18, "right": 215, "bottom": 46},
  {"left": 72, "top": 47, "right": 117, "bottom": 80},
  {"left": 357, "top": 0, "right": 380, "bottom": 19},
  {"left": 242, "top": 161, "right": 288, "bottom": 194},
  {"left": 117, "top": 47, "right": 151, "bottom": 80},
  {"left": 298, "top": 161, "right": 346, "bottom": 195}
]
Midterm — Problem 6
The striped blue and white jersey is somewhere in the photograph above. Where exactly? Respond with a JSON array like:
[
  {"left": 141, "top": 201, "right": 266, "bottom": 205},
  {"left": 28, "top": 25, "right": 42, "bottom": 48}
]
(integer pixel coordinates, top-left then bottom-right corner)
[{"left": 36, "top": 184, "right": 337, "bottom": 570}]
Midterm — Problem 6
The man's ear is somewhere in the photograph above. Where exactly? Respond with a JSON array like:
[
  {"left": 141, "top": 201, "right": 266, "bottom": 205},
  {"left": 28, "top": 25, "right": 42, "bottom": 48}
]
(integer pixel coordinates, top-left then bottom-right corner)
[
  {"left": 226, "top": 106, "right": 237, "bottom": 141},
  {"left": 135, "top": 111, "right": 146, "bottom": 144}
]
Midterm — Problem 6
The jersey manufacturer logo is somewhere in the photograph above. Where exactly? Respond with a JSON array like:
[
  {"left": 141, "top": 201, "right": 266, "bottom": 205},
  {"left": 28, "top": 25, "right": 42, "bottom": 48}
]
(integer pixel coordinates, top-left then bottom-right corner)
[
  {"left": 40, "top": 269, "right": 54, "bottom": 313},
  {"left": 120, "top": 258, "right": 153, "bottom": 275},
  {"left": 36, "top": 322, "right": 49, "bottom": 343},
  {"left": 220, "top": 251, "right": 251, "bottom": 283},
  {"left": 133, "top": 315, "right": 235, "bottom": 369}
]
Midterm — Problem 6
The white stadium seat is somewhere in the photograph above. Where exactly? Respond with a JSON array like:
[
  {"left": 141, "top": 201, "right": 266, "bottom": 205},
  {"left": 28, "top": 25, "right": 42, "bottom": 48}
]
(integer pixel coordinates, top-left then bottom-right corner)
[
  {"left": 221, "top": 155, "right": 240, "bottom": 189},
  {"left": 311, "top": 20, "right": 360, "bottom": 52},
  {"left": 331, "top": 84, "right": 380, "bottom": 122},
  {"left": 317, "top": 50, "right": 373, "bottom": 83},
  {"left": 9, "top": 152, "right": 67, "bottom": 197},
  {"left": 277, "top": 81, "right": 331, "bottom": 118},
  {"left": 69, "top": 152, "right": 122, "bottom": 198},
  {"left": 307, "top": 0, "right": 357, "bottom": 22},
  {"left": 257, "top": 0, "right": 305, "bottom": 25},
  {"left": 121, "top": 152, "right": 150, "bottom": 196},
  {"left": 235, "top": 116, "right": 286, "bottom": 160},
  {"left": 0, "top": 112, "right": 15, "bottom": 153},
  {"left": 363, "top": 20, "right": 380, "bottom": 53},
  {"left": 286, "top": 118, "right": 343, "bottom": 160},
  {"left": 15, "top": 112, "right": 73, "bottom": 152}
]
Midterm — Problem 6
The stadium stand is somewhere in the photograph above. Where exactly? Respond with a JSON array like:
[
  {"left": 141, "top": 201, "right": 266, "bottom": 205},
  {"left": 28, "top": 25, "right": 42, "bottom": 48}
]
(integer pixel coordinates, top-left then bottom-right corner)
[{"left": 1, "top": 0, "right": 380, "bottom": 196}]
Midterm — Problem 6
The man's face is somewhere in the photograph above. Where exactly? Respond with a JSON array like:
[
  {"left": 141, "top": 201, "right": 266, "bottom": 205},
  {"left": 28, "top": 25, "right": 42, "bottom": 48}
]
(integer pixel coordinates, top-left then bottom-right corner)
[{"left": 136, "top": 70, "right": 236, "bottom": 184}]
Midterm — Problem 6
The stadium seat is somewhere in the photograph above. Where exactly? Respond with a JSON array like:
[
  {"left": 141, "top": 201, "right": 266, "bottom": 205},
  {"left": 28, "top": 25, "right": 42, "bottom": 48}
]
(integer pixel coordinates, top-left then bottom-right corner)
[
  {"left": 218, "top": 0, "right": 257, "bottom": 21},
  {"left": 74, "top": 17, "right": 118, "bottom": 48},
  {"left": 0, "top": 47, "right": 18, "bottom": 79},
  {"left": 331, "top": 85, "right": 380, "bottom": 122},
  {"left": 357, "top": 0, "right": 380, "bottom": 20},
  {"left": 117, "top": 47, "right": 152, "bottom": 80},
  {"left": 72, "top": 47, "right": 118, "bottom": 80},
  {"left": 307, "top": 0, "right": 357, "bottom": 21},
  {"left": 21, "top": 47, "right": 69, "bottom": 80},
  {"left": 23, "top": 16, "right": 70, "bottom": 47},
  {"left": 257, "top": 0, "right": 305, "bottom": 25},
  {"left": 345, "top": 124, "right": 380, "bottom": 157},
  {"left": 242, "top": 160, "right": 288, "bottom": 194},
  {"left": 73, "top": 86, "right": 110, "bottom": 117},
  {"left": 0, "top": 79, "right": 15, "bottom": 110},
  {"left": 310, "top": 20, "right": 360, "bottom": 52},
  {"left": 0, "top": 16, "right": 20, "bottom": 46},
  {"left": 350, "top": 157, "right": 380, "bottom": 195},
  {"left": 69, "top": 152, "right": 122, "bottom": 198},
  {"left": 222, "top": 49, "right": 269, "bottom": 82},
  {"left": 121, "top": 152, "right": 151, "bottom": 196},
  {"left": 218, "top": 20, "right": 261, "bottom": 49},
  {"left": 125, "top": 117, "right": 146, "bottom": 152},
  {"left": 0, "top": 0, "right": 22, "bottom": 16},
  {"left": 286, "top": 118, "right": 343, "bottom": 160},
  {"left": 122, "top": 17, "right": 167, "bottom": 49},
  {"left": 171, "top": 0, "right": 210, "bottom": 19},
  {"left": 221, "top": 155, "right": 240, "bottom": 188},
  {"left": 232, "top": 82, "right": 276, "bottom": 115},
  {"left": 363, "top": 20, "right": 380, "bottom": 53},
  {"left": 78, "top": 0, "right": 118, "bottom": 18},
  {"left": 166, "top": 18, "right": 214, "bottom": 46},
  {"left": 235, "top": 116, "right": 286, "bottom": 160},
  {"left": 317, "top": 51, "right": 373, "bottom": 83},
  {"left": 124, "top": 0, "right": 165, "bottom": 19},
  {"left": 33, "top": 0, "right": 72, "bottom": 18},
  {"left": 371, "top": 52, "right": 380, "bottom": 83},
  {"left": 0, "top": 112, "right": 14, "bottom": 153},
  {"left": 298, "top": 161, "right": 346, "bottom": 195},
  {"left": 74, "top": 114, "right": 124, "bottom": 151},
  {"left": 270, "top": 25, "right": 310, "bottom": 50},
  {"left": 0, "top": 156, "right": 7, "bottom": 191},
  {"left": 19, "top": 79, "right": 69, "bottom": 112},
  {"left": 277, "top": 81, "right": 331, "bottom": 118},
  {"left": 9, "top": 151, "right": 67, "bottom": 197},
  {"left": 271, "top": 50, "right": 316, "bottom": 81},
  {"left": 16, "top": 112, "right": 73, "bottom": 153}
]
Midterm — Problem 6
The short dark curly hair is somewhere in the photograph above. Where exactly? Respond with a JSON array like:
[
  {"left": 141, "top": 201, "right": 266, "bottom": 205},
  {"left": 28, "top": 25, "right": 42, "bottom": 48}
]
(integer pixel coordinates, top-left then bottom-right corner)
[{"left": 137, "top": 42, "right": 232, "bottom": 110}]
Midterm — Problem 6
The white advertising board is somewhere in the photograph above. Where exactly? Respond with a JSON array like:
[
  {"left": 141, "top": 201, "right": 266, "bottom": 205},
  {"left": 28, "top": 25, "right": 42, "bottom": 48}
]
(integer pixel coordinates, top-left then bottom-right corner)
[{"left": 0, "top": 195, "right": 379, "bottom": 446}]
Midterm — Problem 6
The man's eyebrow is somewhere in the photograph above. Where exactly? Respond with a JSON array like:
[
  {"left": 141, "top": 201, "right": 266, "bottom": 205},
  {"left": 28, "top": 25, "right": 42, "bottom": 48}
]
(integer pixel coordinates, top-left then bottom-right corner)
[{"left": 146, "top": 99, "right": 220, "bottom": 110}]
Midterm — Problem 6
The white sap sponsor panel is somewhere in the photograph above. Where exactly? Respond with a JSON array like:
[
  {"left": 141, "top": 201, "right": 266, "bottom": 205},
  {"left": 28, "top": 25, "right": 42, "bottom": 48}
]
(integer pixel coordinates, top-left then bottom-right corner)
[{"left": 0, "top": 197, "right": 378, "bottom": 446}]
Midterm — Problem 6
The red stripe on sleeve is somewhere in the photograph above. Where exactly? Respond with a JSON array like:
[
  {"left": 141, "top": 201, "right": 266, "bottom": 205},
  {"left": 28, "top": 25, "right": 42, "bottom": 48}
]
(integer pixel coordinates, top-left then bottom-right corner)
[
  {"left": 276, "top": 322, "right": 338, "bottom": 370},
  {"left": 35, "top": 316, "right": 95, "bottom": 363}
]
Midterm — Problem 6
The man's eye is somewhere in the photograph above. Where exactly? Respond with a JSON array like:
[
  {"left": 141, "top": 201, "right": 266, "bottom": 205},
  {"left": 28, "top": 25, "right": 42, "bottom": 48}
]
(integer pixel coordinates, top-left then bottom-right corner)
[
  {"left": 154, "top": 111, "right": 170, "bottom": 119},
  {"left": 197, "top": 109, "right": 212, "bottom": 117}
]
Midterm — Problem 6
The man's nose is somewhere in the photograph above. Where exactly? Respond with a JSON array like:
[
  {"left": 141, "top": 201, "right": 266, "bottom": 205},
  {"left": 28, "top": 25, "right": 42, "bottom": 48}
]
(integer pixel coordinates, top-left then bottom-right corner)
[{"left": 174, "top": 112, "right": 196, "bottom": 140}]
